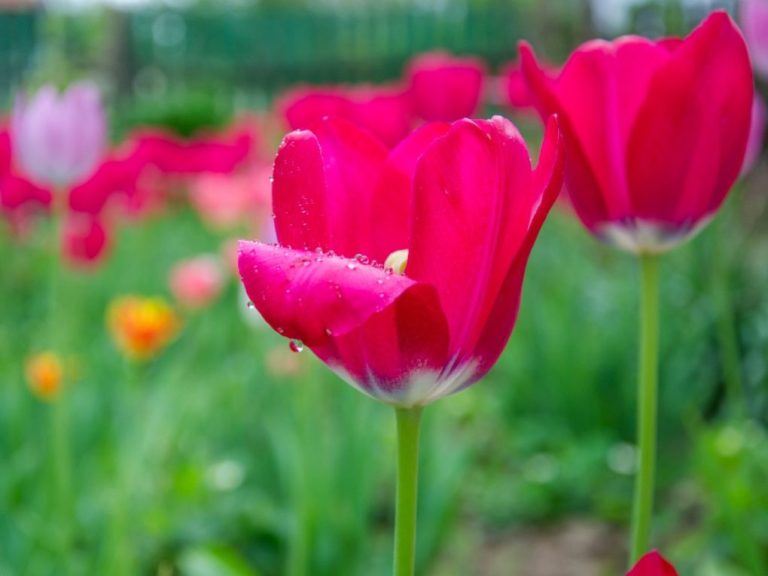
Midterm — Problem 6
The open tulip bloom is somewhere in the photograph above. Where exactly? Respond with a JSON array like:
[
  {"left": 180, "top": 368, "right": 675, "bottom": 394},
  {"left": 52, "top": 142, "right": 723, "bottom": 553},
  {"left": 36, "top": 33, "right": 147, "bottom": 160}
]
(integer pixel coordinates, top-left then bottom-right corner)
[
  {"left": 239, "top": 114, "right": 563, "bottom": 574},
  {"left": 521, "top": 10, "right": 754, "bottom": 564}
]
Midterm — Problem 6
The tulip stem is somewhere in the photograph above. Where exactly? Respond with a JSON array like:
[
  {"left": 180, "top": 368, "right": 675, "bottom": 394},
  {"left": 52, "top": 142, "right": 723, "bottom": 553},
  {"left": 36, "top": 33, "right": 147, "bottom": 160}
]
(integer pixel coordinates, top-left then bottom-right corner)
[
  {"left": 630, "top": 254, "right": 659, "bottom": 565},
  {"left": 393, "top": 406, "right": 423, "bottom": 576},
  {"left": 48, "top": 200, "right": 74, "bottom": 568}
]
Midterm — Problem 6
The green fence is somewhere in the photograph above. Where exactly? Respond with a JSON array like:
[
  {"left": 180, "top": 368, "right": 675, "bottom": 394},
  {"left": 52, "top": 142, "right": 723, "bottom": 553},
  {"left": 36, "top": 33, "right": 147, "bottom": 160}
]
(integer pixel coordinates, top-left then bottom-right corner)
[
  {"left": 128, "top": 5, "right": 524, "bottom": 91},
  {"left": 0, "top": 10, "right": 39, "bottom": 103}
]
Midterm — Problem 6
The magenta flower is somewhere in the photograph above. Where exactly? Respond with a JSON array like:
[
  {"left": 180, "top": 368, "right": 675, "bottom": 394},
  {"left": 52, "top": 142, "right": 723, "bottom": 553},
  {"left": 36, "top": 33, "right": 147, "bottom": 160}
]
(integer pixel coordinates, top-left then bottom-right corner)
[
  {"left": 405, "top": 52, "right": 486, "bottom": 122},
  {"left": 11, "top": 82, "right": 106, "bottom": 188},
  {"left": 278, "top": 84, "right": 414, "bottom": 147},
  {"left": 521, "top": 11, "right": 753, "bottom": 253},
  {"left": 742, "top": 0, "right": 768, "bottom": 78},
  {"left": 239, "top": 115, "right": 562, "bottom": 406},
  {"left": 627, "top": 551, "right": 678, "bottom": 576}
]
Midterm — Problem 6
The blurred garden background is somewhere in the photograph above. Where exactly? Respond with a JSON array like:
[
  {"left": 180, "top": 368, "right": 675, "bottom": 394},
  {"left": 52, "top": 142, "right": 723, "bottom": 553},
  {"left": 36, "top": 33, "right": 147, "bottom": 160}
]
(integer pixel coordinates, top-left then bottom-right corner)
[{"left": 2, "top": 0, "right": 768, "bottom": 574}]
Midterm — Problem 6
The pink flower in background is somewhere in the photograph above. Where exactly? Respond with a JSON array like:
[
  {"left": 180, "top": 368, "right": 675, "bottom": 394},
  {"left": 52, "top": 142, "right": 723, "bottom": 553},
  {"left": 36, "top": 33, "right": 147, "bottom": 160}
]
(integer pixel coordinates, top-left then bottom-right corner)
[
  {"left": 1, "top": 125, "right": 51, "bottom": 232},
  {"left": 500, "top": 58, "right": 558, "bottom": 112},
  {"left": 189, "top": 163, "right": 272, "bottom": 231},
  {"left": 279, "top": 84, "right": 414, "bottom": 147},
  {"left": 169, "top": 255, "right": 225, "bottom": 310},
  {"left": 239, "top": 115, "right": 562, "bottom": 406},
  {"left": 11, "top": 82, "right": 106, "bottom": 188},
  {"left": 742, "top": 0, "right": 768, "bottom": 77},
  {"left": 129, "top": 126, "right": 254, "bottom": 176},
  {"left": 627, "top": 551, "right": 678, "bottom": 576},
  {"left": 405, "top": 51, "right": 486, "bottom": 122},
  {"left": 742, "top": 92, "right": 766, "bottom": 175},
  {"left": 63, "top": 214, "right": 109, "bottom": 267},
  {"left": 522, "top": 11, "right": 753, "bottom": 253}
]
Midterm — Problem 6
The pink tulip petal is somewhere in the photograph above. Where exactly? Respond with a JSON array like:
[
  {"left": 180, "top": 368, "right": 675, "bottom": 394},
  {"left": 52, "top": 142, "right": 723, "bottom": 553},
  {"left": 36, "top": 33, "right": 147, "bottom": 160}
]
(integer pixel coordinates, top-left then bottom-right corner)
[
  {"left": 369, "top": 121, "right": 451, "bottom": 263},
  {"left": 272, "top": 117, "right": 389, "bottom": 258},
  {"left": 521, "top": 42, "right": 609, "bottom": 230},
  {"left": 469, "top": 116, "right": 564, "bottom": 379},
  {"left": 238, "top": 241, "right": 446, "bottom": 349},
  {"left": 626, "top": 11, "right": 753, "bottom": 223},
  {"left": 627, "top": 550, "right": 678, "bottom": 576},
  {"left": 408, "top": 116, "right": 550, "bottom": 363}
]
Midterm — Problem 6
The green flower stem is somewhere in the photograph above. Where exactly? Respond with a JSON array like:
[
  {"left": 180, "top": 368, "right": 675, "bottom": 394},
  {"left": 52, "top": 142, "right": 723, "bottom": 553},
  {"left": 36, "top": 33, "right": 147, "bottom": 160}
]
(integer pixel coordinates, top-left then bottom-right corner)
[
  {"left": 48, "top": 197, "right": 73, "bottom": 568},
  {"left": 712, "top": 212, "right": 745, "bottom": 416},
  {"left": 630, "top": 254, "right": 660, "bottom": 565},
  {"left": 393, "top": 406, "right": 423, "bottom": 576}
]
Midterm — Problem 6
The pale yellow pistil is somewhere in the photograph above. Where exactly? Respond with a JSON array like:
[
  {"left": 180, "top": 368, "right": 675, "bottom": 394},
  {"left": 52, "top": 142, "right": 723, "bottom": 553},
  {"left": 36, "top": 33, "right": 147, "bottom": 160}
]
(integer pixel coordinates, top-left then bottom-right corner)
[{"left": 385, "top": 249, "right": 409, "bottom": 275}]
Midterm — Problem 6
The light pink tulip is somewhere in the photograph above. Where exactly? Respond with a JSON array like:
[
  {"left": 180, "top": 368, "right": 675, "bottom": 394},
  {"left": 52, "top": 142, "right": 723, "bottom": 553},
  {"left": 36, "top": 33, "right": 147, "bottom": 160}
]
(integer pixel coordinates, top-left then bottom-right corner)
[
  {"left": 742, "top": 92, "right": 766, "bottom": 175},
  {"left": 11, "top": 82, "right": 106, "bottom": 188},
  {"left": 169, "top": 255, "right": 225, "bottom": 310},
  {"left": 742, "top": 0, "right": 768, "bottom": 77}
]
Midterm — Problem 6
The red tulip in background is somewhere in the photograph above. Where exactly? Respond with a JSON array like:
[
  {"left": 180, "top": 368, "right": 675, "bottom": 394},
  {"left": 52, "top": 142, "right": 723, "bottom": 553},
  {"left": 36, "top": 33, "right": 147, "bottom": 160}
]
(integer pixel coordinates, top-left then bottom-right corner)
[
  {"left": 0, "top": 126, "right": 51, "bottom": 233},
  {"left": 521, "top": 11, "right": 753, "bottom": 253},
  {"left": 129, "top": 125, "right": 254, "bottom": 176},
  {"left": 239, "top": 114, "right": 563, "bottom": 406},
  {"left": 405, "top": 51, "right": 486, "bottom": 122},
  {"left": 279, "top": 85, "right": 414, "bottom": 148},
  {"left": 742, "top": 0, "right": 768, "bottom": 78},
  {"left": 627, "top": 551, "right": 678, "bottom": 576},
  {"left": 500, "top": 58, "right": 557, "bottom": 112}
]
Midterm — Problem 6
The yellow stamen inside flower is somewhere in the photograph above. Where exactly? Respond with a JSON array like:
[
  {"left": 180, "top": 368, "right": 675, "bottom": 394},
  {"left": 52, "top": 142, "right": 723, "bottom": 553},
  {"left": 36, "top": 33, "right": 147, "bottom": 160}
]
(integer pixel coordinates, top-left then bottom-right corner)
[
  {"left": 25, "top": 352, "right": 64, "bottom": 401},
  {"left": 384, "top": 249, "right": 409, "bottom": 275}
]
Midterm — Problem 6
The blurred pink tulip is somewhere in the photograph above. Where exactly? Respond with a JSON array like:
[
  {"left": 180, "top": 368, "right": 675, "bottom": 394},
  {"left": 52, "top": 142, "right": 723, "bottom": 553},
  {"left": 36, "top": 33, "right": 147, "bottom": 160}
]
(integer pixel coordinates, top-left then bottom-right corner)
[
  {"left": 742, "top": 0, "right": 768, "bottom": 77},
  {"left": 742, "top": 92, "right": 766, "bottom": 175},
  {"left": 169, "top": 255, "right": 225, "bottom": 310},
  {"left": 130, "top": 126, "right": 254, "bottom": 176},
  {"left": 189, "top": 164, "right": 271, "bottom": 231},
  {"left": 500, "top": 58, "right": 558, "bottom": 112},
  {"left": 11, "top": 82, "right": 106, "bottom": 188},
  {"left": 405, "top": 51, "right": 486, "bottom": 122},
  {"left": 1, "top": 125, "right": 51, "bottom": 233},
  {"left": 278, "top": 84, "right": 414, "bottom": 147},
  {"left": 63, "top": 214, "right": 109, "bottom": 267}
]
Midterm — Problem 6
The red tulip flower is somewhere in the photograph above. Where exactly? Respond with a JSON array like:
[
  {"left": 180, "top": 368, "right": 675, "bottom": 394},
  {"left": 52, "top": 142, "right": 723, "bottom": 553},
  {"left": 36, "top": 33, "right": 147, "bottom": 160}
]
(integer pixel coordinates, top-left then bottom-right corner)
[
  {"left": 130, "top": 126, "right": 254, "bottom": 176},
  {"left": 521, "top": 11, "right": 753, "bottom": 253},
  {"left": 627, "top": 551, "right": 678, "bottom": 576},
  {"left": 405, "top": 52, "right": 486, "bottom": 123},
  {"left": 278, "top": 84, "right": 414, "bottom": 148},
  {"left": 239, "top": 115, "right": 562, "bottom": 406}
]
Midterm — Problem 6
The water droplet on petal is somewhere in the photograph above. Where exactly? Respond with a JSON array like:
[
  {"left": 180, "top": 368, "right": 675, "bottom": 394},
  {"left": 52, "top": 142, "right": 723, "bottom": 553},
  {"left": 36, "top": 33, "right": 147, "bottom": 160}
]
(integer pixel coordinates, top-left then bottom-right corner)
[
  {"left": 289, "top": 340, "right": 304, "bottom": 353},
  {"left": 324, "top": 327, "right": 333, "bottom": 336},
  {"left": 346, "top": 263, "right": 357, "bottom": 271},
  {"left": 246, "top": 301, "right": 255, "bottom": 309}
]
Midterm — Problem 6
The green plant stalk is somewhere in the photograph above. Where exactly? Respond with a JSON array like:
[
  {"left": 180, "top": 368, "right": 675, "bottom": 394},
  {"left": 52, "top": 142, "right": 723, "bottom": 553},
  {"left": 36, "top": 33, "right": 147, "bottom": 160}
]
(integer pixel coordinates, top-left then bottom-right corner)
[
  {"left": 630, "top": 254, "right": 659, "bottom": 565},
  {"left": 107, "top": 360, "right": 143, "bottom": 576},
  {"left": 393, "top": 406, "right": 423, "bottom": 576},
  {"left": 712, "top": 212, "right": 745, "bottom": 416},
  {"left": 48, "top": 199, "right": 74, "bottom": 568}
]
